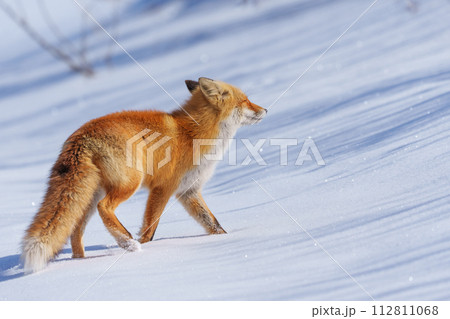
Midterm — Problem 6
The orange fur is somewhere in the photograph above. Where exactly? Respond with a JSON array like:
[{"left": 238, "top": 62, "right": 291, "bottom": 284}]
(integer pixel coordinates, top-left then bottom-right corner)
[{"left": 22, "top": 77, "right": 267, "bottom": 273}]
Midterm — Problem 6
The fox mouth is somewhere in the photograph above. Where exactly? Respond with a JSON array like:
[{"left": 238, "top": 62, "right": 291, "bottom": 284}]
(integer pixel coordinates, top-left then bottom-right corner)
[
  {"left": 246, "top": 115, "right": 265, "bottom": 124},
  {"left": 241, "top": 109, "right": 267, "bottom": 125},
  {"left": 254, "top": 111, "right": 267, "bottom": 122}
]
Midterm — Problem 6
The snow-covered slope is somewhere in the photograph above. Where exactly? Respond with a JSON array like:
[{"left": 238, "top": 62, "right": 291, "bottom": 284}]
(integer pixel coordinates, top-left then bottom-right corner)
[{"left": 0, "top": 0, "right": 449, "bottom": 300}]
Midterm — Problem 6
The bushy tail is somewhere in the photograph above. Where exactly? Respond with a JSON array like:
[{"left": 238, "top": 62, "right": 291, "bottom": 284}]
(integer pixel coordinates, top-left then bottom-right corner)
[{"left": 22, "top": 141, "right": 100, "bottom": 274}]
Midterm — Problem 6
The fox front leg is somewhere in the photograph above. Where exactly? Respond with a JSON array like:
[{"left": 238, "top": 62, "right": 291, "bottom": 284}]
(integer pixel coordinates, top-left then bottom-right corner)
[
  {"left": 178, "top": 191, "right": 226, "bottom": 234},
  {"left": 139, "top": 186, "right": 173, "bottom": 243}
]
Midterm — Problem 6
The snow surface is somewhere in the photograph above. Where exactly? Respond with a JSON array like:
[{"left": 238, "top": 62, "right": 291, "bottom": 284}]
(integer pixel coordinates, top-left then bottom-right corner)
[{"left": 0, "top": 0, "right": 449, "bottom": 300}]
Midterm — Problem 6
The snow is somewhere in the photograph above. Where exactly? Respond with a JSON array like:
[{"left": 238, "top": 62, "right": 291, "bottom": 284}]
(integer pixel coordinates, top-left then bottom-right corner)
[{"left": 0, "top": 0, "right": 450, "bottom": 300}]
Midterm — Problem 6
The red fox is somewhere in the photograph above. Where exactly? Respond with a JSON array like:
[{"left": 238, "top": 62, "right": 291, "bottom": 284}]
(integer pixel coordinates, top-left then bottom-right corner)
[{"left": 22, "top": 77, "right": 267, "bottom": 273}]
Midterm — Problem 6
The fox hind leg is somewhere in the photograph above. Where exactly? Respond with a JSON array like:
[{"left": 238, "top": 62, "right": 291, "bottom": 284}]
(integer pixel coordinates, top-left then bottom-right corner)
[
  {"left": 70, "top": 213, "right": 90, "bottom": 258},
  {"left": 97, "top": 181, "right": 141, "bottom": 251},
  {"left": 70, "top": 189, "right": 103, "bottom": 258}
]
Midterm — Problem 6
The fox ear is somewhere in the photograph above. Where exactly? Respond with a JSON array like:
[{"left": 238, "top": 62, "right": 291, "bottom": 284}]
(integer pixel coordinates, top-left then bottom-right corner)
[
  {"left": 198, "top": 77, "right": 226, "bottom": 101},
  {"left": 185, "top": 80, "right": 199, "bottom": 94}
]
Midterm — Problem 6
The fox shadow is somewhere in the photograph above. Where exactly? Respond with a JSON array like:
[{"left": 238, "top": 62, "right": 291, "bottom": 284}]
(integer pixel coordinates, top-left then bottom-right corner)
[
  {"left": 0, "top": 233, "right": 213, "bottom": 283},
  {"left": 0, "top": 244, "right": 108, "bottom": 283}
]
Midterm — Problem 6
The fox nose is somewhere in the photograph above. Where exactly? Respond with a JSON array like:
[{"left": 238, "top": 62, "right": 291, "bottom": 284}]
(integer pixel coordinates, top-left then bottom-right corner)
[{"left": 263, "top": 108, "right": 268, "bottom": 113}]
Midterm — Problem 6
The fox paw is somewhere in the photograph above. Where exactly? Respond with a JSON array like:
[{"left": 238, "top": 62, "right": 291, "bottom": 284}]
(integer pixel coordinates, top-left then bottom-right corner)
[
  {"left": 213, "top": 227, "right": 227, "bottom": 234},
  {"left": 120, "top": 239, "right": 142, "bottom": 252}
]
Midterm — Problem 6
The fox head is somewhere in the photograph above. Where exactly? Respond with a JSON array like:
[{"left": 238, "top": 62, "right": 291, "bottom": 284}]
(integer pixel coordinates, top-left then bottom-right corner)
[{"left": 185, "top": 77, "right": 267, "bottom": 126}]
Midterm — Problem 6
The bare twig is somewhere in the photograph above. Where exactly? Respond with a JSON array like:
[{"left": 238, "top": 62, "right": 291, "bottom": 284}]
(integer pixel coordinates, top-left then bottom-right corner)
[
  {"left": 0, "top": 0, "right": 93, "bottom": 76},
  {"left": 104, "top": 0, "right": 121, "bottom": 66},
  {"left": 38, "top": 0, "right": 76, "bottom": 51}
]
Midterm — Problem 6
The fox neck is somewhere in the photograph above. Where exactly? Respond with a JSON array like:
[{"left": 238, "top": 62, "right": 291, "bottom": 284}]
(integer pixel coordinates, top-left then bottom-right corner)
[
  {"left": 216, "top": 108, "right": 240, "bottom": 142},
  {"left": 174, "top": 107, "right": 240, "bottom": 195},
  {"left": 172, "top": 98, "right": 240, "bottom": 141}
]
